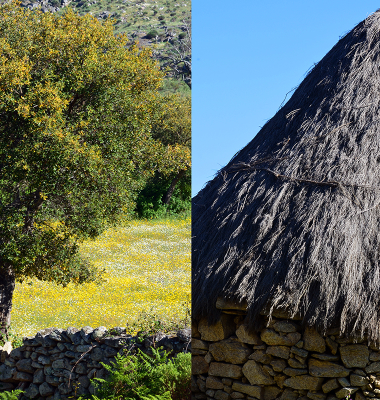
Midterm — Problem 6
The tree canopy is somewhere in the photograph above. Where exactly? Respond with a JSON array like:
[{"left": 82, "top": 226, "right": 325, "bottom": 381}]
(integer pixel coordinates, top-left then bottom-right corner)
[{"left": 0, "top": 1, "right": 188, "bottom": 332}]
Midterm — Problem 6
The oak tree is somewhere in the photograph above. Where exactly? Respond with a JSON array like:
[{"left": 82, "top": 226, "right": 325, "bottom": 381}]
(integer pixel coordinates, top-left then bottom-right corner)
[{"left": 0, "top": 1, "right": 172, "bottom": 333}]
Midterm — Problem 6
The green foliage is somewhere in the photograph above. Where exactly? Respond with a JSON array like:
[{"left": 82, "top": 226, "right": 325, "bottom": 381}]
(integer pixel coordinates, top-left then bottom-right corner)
[
  {"left": 146, "top": 30, "right": 159, "bottom": 39},
  {"left": 78, "top": 347, "right": 191, "bottom": 400},
  {"left": 135, "top": 171, "right": 190, "bottom": 219},
  {"left": 0, "top": 390, "right": 24, "bottom": 400},
  {"left": 0, "top": 327, "right": 23, "bottom": 348}
]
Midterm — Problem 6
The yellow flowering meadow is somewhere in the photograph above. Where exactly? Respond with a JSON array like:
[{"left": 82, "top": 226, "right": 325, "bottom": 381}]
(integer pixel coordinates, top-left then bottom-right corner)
[{"left": 11, "top": 217, "right": 191, "bottom": 337}]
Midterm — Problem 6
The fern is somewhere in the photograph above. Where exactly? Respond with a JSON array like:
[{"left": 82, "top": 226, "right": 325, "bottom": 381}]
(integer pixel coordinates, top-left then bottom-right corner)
[{"left": 0, "top": 390, "right": 24, "bottom": 400}]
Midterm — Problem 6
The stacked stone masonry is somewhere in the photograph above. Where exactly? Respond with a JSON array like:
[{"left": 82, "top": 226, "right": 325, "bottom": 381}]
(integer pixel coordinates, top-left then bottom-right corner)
[
  {"left": 0, "top": 325, "right": 191, "bottom": 399},
  {"left": 192, "top": 302, "right": 380, "bottom": 400}
]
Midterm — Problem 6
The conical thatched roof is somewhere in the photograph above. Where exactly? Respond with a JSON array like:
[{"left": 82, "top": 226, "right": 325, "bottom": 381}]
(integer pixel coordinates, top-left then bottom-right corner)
[{"left": 193, "top": 10, "right": 380, "bottom": 341}]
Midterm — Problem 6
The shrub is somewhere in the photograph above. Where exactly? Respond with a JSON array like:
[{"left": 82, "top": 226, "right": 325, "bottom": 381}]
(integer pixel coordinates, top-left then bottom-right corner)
[
  {"left": 79, "top": 347, "right": 191, "bottom": 400},
  {"left": 178, "top": 32, "right": 186, "bottom": 40},
  {"left": 158, "top": 15, "right": 165, "bottom": 20},
  {"left": 0, "top": 391, "right": 24, "bottom": 400},
  {"left": 146, "top": 29, "right": 159, "bottom": 39}
]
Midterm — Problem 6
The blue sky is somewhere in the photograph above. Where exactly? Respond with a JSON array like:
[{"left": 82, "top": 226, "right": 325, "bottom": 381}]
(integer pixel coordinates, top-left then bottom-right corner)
[{"left": 192, "top": 2, "right": 380, "bottom": 196}]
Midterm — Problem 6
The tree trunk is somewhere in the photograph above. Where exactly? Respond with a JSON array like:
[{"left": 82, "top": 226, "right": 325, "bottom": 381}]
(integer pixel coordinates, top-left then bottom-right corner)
[
  {"left": 162, "top": 170, "right": 186, "bottom": 205},
  {"left": 0, "top": 265, "right": 15, "bottom": 338}
]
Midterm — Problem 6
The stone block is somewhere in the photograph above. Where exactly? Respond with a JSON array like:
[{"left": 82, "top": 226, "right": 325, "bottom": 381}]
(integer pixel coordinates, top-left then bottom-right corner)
[
  {"left": 206, "top": 376, "right": 224, "bottom": 390},
  {"left": 209, "top": 337, "right": 252, "bottom": 364},
  {"left": 209, "top": 363, "right": 242, "bottom": 379},
  {"left": 33, "top": 368, "right": 45, "bottom": 384},
  {"left": 339, "top": 345, "right": 369, "bottom": 368},
  {"left": 283, "top": 376, "right": 324, "bottom": 391},
  {"left": 24, "top": 383, "right": 40, "bottom": 399},
  {"left": 231, "top": 392, "right": 245, "bottom": 399},
  {"left": 271, "top": 359, "right": 287, "bottom": 372},
  {"left": 309, "top": 359, "right": 350, "bottom": 378},
  {"left": 322, "top": 379, "right": 339, "bottom": 393},
  {"left": 288, "top": 358, "right": 306, "bottom": 369},
  {"left": 326, "top": 338, "right": 338, "bottom": 355},
  {"left": 291, "top": 346, "right": 308, "bottom": 358},
  {"left": 249, "top": 350, "right": 272, "bottom": 364},
  {"left": 231, "top": 382, "right": 261, "bottom": 398},
  {"left": 192, "top": 339, "right": 209, "bottom": 350},
  {"left": 214, "top": 390, "right": 231, "bottom": 400},
  {"left": 263, "top": 386, "right": 281, "bottom": 400},
  {"left": 198, "top": 315, "right": 235, "bottom": 342},
  {"left": 283, "top": 367, "right": 307, "bottom": 376},
  {"left": 192, "top": 356, "right": 209, "bottom": 375},
  {"left": 40, "top": 382, "right": 55, "bottom": 397},
  {"left": 307, "top": 392, "right": 326, "bottom": 400},
  {"left": 13, "top": 371, "right": 33, "bottom": 382},
  {"left": 335, "top": 387, "right": 358, "bottom": 399},
  {"left": 280, "top": 388, "right": 298, "bottom": 400},
  {"left": 261, "top": 329, "right": 300, "bottom": 346},
  {"left": 216, "top": 297, "right": 248, "bottom": 311},
  {"left": 273, "top": 321, "right": 299, "bottom": 333},
  {"left": 304, "top": 327, "right": 326, "bottom": 353},
  {"left": 242, "top": 360, "right": 275, "bottom": 386},
  {"left": 274, "top": 375, "right": 287, "bottom": 389},
  {"left": 266, "top": 345, "right": 290, "bottom": 359},
  {"left": 0, "top": 364, "right": 14, "bottom": 382},
  {"left": 236, "top": 324, "right": 261, "bottom": 345},
  {"left": 366, "top": 362, "right": 380, "bottom": 374}
]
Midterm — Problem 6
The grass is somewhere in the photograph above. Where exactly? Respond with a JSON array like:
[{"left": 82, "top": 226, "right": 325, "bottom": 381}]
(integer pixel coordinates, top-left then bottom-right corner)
[{"left": 11, "top": 217, "right": 190, "bottom": 337}]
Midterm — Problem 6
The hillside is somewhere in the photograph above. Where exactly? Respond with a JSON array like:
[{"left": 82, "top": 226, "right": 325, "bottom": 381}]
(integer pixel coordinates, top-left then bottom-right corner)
[{"left": 17, "top": 0, "right": 191, "bottom": 92}]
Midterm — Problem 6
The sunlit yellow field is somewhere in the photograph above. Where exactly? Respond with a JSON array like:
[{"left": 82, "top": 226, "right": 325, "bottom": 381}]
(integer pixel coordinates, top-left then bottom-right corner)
[{"left": 11, "top": 217, "right": 191, "bottom": 337}]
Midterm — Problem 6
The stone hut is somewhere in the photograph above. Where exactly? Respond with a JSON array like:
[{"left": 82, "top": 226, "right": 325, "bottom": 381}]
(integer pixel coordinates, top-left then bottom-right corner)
[{"left": 192, "top": 9, "right": 380, "bottom": 400}]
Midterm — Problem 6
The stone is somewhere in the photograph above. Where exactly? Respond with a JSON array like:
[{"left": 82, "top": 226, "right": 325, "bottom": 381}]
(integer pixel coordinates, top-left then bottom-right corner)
[
  {"left": 92, "top": 326, "right": 108, "bottom": 342},
  {"left": 206, "top": 376, "right": 224, "bottom": 390},
  {"left": 353, "top": 369, "right": 366, "bottom": 377},
  {"left": 326, "top": 338, "right": 338, "bottom": 355},
  {"left": 236, "top": 324, "right": 262, "bottom": 345},
  {"left": 274, "top": 374, "right": 287, "bottom": 389},
  {"left": 271, "top": 359, "right": 287, "bottom": 372},
  {"left": 355, "top": 392, "right": 366, "bottom": 400},
  {"left": 216, "top": 297, "right": 248, "bottom": 311},
  {"left": 366, "top": 362, "right": 380, "bottom": 374},
  {"left": 209, "top": 363, "right": 242, "bottom": 379},
  {"left": 192, "top": 321, "right": 201, "bottom": 338},
  {"left": 76, "top": 344, "right": 92, "bottom": 353},
  {"left": 266, "top": 345, "right": 290, "bottom": 359},
  {"left": 304, "top": 327, "right": 326, "bottom": 353},
  {"left": 249, "top": 350, "right": 272, "bottom": 364},
  {"left": 25, "top": 383, "right": 40, "bottom": 399},
  {"left": 335, "top": 387, "right": 358, "bottom": 399},
  {"left": 46, "top": 375, "right": 60, "bottom": 386},
  {"left": 49, "top": 329, "right": 64, "bottom": 342},
  {"left": 15, "top": 359, "right": 34, "bottom": 374},
  {"left": 284, "top": 376, "right": 323, "bottom": 390},
  {"left": 263, "top": 386, "right": 281, "bottom": 400},
  {"left": 75, "top": 363, "right": 87, "bottom": 375},
  {"left": 33, "top": 368, "right": 45, "bottom": 384},
  {"left": 281, "top": 388, "right": 298, "bottom": 400},
  {"left": 273, "top": 321, "right": 299, "bottom": 333},
  {"left": 242, "top": 360, "right": 275, "bottom": 386},
  {"left": 198, "top": 315, "right": 235, "bottom": 342},
  {"left": 52, "top": 359, "right": 69, "bottom": 370},
  {"left": 0, "top": 364, "right": 14, "bottom": 382},
  {"left": 231, "top": 392, "right": 245, "bottom": 399},
  {"left": 192, "top": 356, "right": 209, "bottom": 375},
  {"left": 38, "top": 355, "right": 51, "bottom": 365},
  {"left": 291, "top": 346, "right": 308, "bottom": 358},
  {"left": 261, "top": 329, "right": 298, "bottom": 346},
  {"left": 204, "top": 351, "right": 214, "bottom": 364},
  {"left": 337, "top": 377, "right": 350, "bottom": 387},
  {"left": 209, "top": 337, "right": 252, "bottom": 364},
  {"left": 350, "top": 374, "right": 369, "bottom": 386},
  {"left": 90, "top": 347, "right": 103, "bottom": 362},
  {"left": 177, "top": 328, "right": 191, "bottom": 342},
  {"left": 78, "top": 375, "right": 91, "bottom": 388},
  {"left": 288, "top": 358, "right": 306, "bottom": 369},
  {"left": 309, "top": 359, "right": 350, "bottom": 378},
  {"left": 193, "top": 349, "right": 207, "bottom": 356},
  {"left": 371, "top": 352, "right": 380, "bottom": 362},
  {"left": 222, "top": 379, "right": 233, "bottom": 386},
  {"left": 283, "top": 368, "right": 308, "bottom": 376},
  {"left": 40, "top": 382, "right": 55, "bottom": 397},
  {"left": 0, "top": 383, "right": 15, "bottom": 391},
  {"left": 322, "top": 379, "right": 340, "bottom": 393},
  {"left": 103, "top": 336, "right": 128, "bottom": 348},
  {"left": 339, "top": 345, "right": 369, "bottom": 368},
  {"left": 192, "top": 339, "right": 209, "bottom": 350},
  {"left": 231, "top": 382, "right": 261, "bottom": 398},
  {"left": 262, "top": 364, "right": 276, "bottom": 376},
  {"left": 214, "top": 390, "right": 230, "bottom": 400},
  {"left": 312, "top": 354, "right": 339, "bottom": 362},
  {"left": 1, "top": 342, "right": 12, "bottom": 362},
  {"left": 307, "top": 392, "right": 326, "bottom": 400},
  {"left": 10, "top": 348, "right": 22, "bottom": 360},
  {"left": 205, "top": 389, "right": 215, "bottom": 397}
]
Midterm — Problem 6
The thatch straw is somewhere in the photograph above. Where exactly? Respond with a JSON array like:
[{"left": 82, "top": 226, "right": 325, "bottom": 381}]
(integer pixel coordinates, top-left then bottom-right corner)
[{"left": 193, "top": 10, "right": 380, "bottom": 341}]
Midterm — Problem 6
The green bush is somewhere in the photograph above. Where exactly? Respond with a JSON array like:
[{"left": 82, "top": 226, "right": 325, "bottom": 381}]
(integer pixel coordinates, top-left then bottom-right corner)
[
  {"left": 158, "top": 15, "right": 165, "bottom": 20},
  {"left": 135, "top": 171, "right": 191, "bottom": 220},
  {"left": 146, "top": 30, "right": 159, "bottom": 39},
  {"left": 178, "top": 33, "right": 186, "bottom": 40},
  {"left": 78, "top": 347, "right": 191, "bottom": 400}
]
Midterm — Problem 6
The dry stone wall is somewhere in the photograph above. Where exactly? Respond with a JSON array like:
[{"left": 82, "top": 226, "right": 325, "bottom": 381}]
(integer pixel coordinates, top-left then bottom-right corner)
[
  {"left": 0, "top": 325, "right": 191, "bottom": 399},
  {"left": 192, "top": 300, "right": 380, "bottom": 400}
]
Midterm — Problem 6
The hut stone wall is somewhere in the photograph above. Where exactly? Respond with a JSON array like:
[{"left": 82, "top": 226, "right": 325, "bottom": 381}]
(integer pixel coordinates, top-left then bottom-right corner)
[
  {"left": 0, "top": 326, "right": 191, "bottom": 399},
  {"left": 192, "top": 299, "right": 379, "bottom": 400}
]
